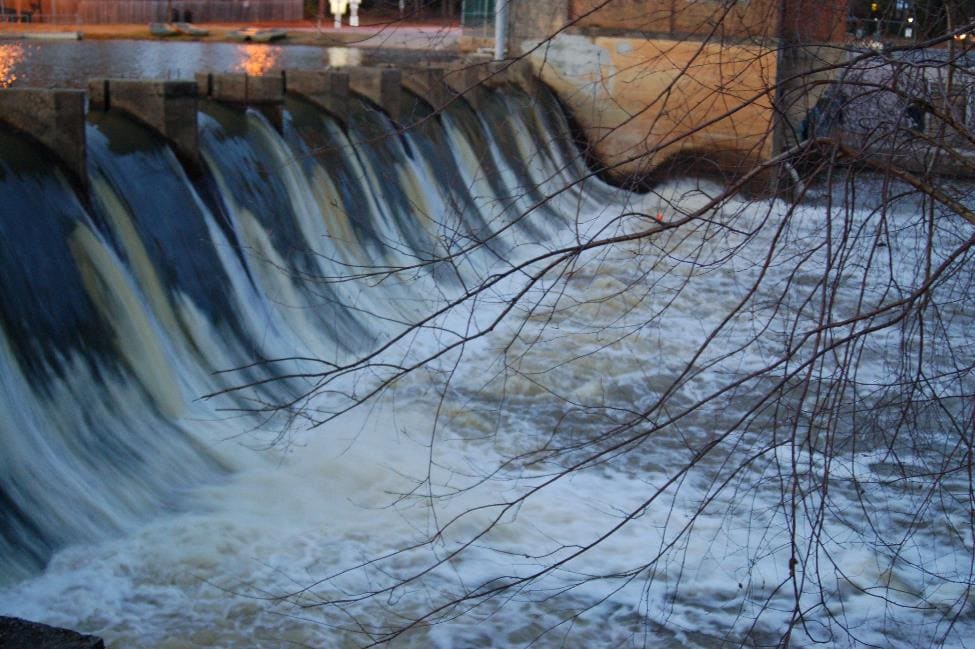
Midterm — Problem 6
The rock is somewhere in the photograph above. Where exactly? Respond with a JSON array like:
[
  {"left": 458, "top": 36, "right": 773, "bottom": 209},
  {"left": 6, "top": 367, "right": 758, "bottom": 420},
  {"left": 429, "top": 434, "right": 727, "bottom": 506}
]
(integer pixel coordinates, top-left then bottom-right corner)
[{"left": 0, "top": 616, "right": 104, "bottom": 649}]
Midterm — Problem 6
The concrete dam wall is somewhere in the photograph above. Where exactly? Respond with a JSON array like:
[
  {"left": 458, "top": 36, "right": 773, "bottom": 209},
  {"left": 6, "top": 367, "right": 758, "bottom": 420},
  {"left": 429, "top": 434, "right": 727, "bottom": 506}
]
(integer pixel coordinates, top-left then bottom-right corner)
[
  {"left": 0, "top": 60, "right": 530, "bottom": 189},
  {"left": 0, "top": 51, "right": 783, "bottom": 190}
]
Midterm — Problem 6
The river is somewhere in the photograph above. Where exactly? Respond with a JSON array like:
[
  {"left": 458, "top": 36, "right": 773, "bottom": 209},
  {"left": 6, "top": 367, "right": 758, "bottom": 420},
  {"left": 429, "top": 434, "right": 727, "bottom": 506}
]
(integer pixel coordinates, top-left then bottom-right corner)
[{"left": 0, "top": 41, "right": 973, "bottom": 648}]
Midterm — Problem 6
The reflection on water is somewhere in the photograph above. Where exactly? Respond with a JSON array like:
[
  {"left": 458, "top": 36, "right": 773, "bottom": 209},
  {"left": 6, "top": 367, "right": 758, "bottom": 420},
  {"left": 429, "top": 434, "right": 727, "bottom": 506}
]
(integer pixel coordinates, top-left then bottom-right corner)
[
  {"left": 0, "top": 41, "right": 456, "bottom": 89},
  {"left": 0, "top": 43, "right": 26, "bottom": 88},
  {"left": 234, "top": 44, "right": 281, "bottom": 76},
  {"left": 326, "top": 47, "right": 363, "bottom": 67}
]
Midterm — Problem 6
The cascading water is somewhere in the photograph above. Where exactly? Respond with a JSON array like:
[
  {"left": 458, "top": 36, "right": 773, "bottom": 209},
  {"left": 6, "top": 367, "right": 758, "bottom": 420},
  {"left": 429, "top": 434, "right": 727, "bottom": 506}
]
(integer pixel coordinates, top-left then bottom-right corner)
[{"left": 0, "top": 75, "right": 973, "bottom": 649}]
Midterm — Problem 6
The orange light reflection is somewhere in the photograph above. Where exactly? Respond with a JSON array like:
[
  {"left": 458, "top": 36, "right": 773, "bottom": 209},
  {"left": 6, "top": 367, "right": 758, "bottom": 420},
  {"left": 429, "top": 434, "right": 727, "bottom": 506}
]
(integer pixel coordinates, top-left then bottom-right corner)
[
  {"left": 0, "top": 43, "right": 25, "bottom": 89},
  {"left": 234, "top": 45, "right": 281, "bottom": 77}
]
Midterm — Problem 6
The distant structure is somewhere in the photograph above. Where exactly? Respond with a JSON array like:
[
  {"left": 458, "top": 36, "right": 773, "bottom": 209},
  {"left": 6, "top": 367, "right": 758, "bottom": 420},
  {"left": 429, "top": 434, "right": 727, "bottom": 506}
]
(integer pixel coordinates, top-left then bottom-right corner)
[
  {"left": 464, "top": 1, "right": 953, "bottom": 49},
  {"left": 2, "top": 0, "right": 463, "bottom": 23},
  {"left": 460, "top": 1, "right": 968, "bottom": 183},
  {"left": 1, "top": 0, "right": 304, "bottom": 23}
]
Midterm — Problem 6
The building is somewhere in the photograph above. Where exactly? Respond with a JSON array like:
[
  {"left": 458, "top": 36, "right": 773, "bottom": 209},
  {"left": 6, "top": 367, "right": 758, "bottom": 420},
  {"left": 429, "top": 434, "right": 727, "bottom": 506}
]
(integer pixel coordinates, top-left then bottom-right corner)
[{"left": 478, "top": 1, "right": 975, "bottom": 184}]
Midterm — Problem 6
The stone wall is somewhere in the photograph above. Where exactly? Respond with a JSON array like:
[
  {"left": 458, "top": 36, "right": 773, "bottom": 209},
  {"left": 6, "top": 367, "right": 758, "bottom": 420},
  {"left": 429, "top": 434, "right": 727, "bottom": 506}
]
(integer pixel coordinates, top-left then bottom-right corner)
[
  {"left": 775, "top": 44, "right": 850, "bottom": 152},
  {"left": 509, "top": 0, "right": 571, "bottom": 44},
  {"left": 781, "top": 0, "right": 850, "bottom": 43},
  {"left": 501, "top": 1, "right": 854, "bottom": 184},
  {"left": 518, "top": 31, "right": 778, "bottom": 181}
]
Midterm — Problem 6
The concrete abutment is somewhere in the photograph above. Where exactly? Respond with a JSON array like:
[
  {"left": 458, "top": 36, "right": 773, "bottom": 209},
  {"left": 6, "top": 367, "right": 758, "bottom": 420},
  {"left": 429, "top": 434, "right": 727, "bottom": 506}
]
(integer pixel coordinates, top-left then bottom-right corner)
[
  {"left": 285, "top": 69, "right": 351, "bottom": 117},
  {"left": 0, "top": 61, "right": 531, "bottom": 190},
  {"left": 88, "top": 79, "right": 201, "bottom": 170},
  {"left": 0, "top": 53, "right": 791, "bottom": 191},
  {"left": 0, "top": 88, "right": 86, "bottom": 188}
]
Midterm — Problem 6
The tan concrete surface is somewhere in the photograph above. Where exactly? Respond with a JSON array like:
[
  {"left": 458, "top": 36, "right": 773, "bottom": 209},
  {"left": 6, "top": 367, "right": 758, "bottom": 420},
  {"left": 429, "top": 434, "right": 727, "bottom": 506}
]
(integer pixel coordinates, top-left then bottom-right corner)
[{"left": 523, "top": 33, "right": 778, "bottom": 180}]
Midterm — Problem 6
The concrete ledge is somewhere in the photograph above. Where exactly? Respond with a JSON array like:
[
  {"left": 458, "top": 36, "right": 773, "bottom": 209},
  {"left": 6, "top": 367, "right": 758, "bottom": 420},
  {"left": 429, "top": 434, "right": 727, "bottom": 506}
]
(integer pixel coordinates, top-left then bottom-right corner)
[
  {"left": 88, "top": 79, "right": 200, "bottom": 169},
  {"left": 195, "top": 72, "right": 212, "bottom": 97},
  {"left": 0, "top": 88, "right": 86, "bottom": 187},
  {"left": 444, "top": 56, "right": 540, "bottom": 94},
  {"left": 443, "top": 60, "right": 508, "bottom": 96},
  {"left": 197, "top": 72, "right": 285, "bottom": 130},
  {"left": 285, "top": 69, "right": 350, "bottom": 118},
  {"left": 347, "top": 67, "right": 402, "bottom": 121},
  {"left": 401, "top": 66, "right": 452, "bottom": 112},
  {"left": 198, "top": 73, "right": 284, "bottom": 105},
  {"left": 245, "top": 75, "right": 285, "bottom": 104},
  {"left": 87, "top": 79, "right": 109, "bottom": 110}
]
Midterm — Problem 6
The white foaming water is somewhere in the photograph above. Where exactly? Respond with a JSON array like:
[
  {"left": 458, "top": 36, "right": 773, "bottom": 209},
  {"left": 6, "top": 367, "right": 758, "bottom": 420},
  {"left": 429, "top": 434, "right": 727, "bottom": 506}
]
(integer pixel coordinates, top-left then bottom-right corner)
[{"left": 2, "top": 170, "right": 972, "bottom": 649}]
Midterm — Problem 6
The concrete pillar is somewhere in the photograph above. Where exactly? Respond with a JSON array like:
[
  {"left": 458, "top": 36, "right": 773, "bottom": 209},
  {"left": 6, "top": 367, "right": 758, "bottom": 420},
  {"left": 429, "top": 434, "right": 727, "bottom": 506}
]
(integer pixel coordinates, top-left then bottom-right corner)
[
  {"left": 284, "top": 69, "right": 350, "bottom": 119},
  {"left": 508, "top": 0, "right": 570, "bottom": 56},
  {"left": 197, "top": 72, "right": 285, "bottom": 131},
  {"left": 773, "top": 45, "right": 849, "bottom": 154},
  {"left": 87, "top": 79, "right": 109, "bottom": 111},
  {"left": 243, "top": 75, "right": 285, "bottom": 105},
  {"left": 199, "top": 73, "right": 284, "bottom": 104},
  {"left": 88, "top": 79, "right": 200, "bottom": 169},
  {"left": 442, "top": 59, "right": 534, "bottom": 98},
  {"left": 443, "top": 60, "right": 505, "bottom": 96},
  {"left": 347, "top": 67, "right": 402, "bottom": 122},
  {"left": 0, "top": 88, "right": 87, "bottom": 188},
  {"left": 401, "top": 66, "right": 452, "bottom": 112}
]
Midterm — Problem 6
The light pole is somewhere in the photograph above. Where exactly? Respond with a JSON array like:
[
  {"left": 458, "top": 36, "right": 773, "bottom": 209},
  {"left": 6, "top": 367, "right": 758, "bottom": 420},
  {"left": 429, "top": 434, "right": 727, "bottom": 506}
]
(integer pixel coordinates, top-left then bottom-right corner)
[{"left": 494, "top": 0, "right": 508, "bottom": 60}]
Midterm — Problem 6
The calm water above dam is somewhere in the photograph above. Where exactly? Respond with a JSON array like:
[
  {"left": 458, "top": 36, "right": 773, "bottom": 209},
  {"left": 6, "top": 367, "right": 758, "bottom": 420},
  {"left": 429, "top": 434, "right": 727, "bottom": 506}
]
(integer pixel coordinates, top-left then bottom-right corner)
[{"left": 0, "top": 39, "right": 455, "bottom": 88}]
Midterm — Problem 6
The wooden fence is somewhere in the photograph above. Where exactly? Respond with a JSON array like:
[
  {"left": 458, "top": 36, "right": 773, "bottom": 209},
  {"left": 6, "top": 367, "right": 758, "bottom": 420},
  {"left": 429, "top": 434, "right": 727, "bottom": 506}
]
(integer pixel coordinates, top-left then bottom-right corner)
[{"left": 76, "top": 0, "right": 303, "bottom": 23}]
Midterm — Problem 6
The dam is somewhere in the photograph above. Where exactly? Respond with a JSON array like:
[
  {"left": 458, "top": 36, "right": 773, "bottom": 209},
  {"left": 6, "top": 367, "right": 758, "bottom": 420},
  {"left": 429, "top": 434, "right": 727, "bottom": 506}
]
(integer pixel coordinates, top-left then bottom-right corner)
[{"left": 0, "top": 6, "right": 973, "bottom": 648}]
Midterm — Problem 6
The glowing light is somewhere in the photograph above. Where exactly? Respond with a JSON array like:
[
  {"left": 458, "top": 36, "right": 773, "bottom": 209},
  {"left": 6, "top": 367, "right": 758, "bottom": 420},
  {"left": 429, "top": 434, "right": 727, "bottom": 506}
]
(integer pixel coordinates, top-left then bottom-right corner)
[
  {"left": 234, "top": 45, "right": 281, "bottom": 76},
  {"left": 0, "top": 43, "right": 25, "bottom": 89}
]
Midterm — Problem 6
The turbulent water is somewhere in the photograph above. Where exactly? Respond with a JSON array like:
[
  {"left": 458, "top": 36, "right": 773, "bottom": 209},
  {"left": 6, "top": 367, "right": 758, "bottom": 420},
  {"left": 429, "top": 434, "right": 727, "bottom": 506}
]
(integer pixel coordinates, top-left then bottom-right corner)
[{"left": 0, "top": 76, "right": 973, "bottom": 649}]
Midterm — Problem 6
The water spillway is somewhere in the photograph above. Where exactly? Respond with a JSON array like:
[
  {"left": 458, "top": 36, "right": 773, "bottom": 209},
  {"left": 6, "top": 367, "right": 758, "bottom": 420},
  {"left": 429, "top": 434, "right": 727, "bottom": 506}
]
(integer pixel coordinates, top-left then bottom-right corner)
[
  {"left": 0, "top": 58, "right": 973, "bottom": 649},
  {"left": 0, "top": 74, "right": 595, "bottom": 584}
]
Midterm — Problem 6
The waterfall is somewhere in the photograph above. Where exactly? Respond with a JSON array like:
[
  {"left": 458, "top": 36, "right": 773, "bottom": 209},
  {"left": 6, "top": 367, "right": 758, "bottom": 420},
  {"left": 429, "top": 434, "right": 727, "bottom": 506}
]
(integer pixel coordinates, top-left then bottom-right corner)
[
  {"left": 1, "top": 77, "right": 972, "bottom": 649},
  {"left": 0, "top": 82, "right": 604, "bottom": 585}
]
